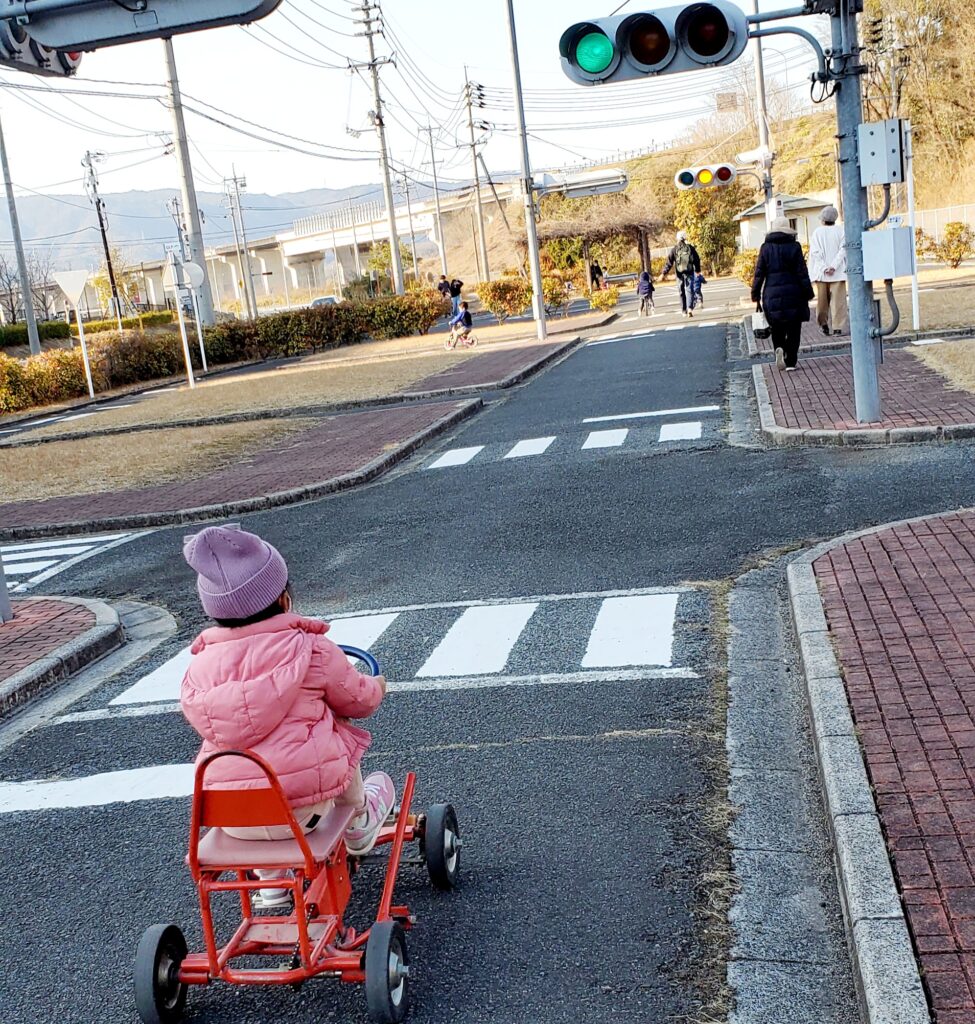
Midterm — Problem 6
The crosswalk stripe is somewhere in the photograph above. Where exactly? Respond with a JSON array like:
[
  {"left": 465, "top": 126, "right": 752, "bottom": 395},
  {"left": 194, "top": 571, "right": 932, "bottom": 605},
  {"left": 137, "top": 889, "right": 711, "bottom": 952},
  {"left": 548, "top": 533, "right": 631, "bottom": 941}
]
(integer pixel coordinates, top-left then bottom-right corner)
[
  {"left": 583, "top": 405, "right": 719, "bottom": 423},
  {"left": 110, "top": 647, "right": 193, "bottom": 706},
  {"left": 1, "top": 545, "right": 95, "bottom": 562},
  {"left": 582, "top": 429, "right": 628, "bottom": 449},
  {"left": 1, "top": 533, "right": 131, "bottom": 554},
  {"left": 659, "top": 421, "right": 702, "bottom": 442},
  {"left": 504, "top": 437, "right": 556, "bottom": 459},
  {"left": 582, "top": 594, "right": 679, "bottom": 668},
  {"left": 427, "top": 446, "right": 484, "bottom": 469},
  {"left": 0, "top": 764, "right": 195, "bottom": 813},
  {"left": 416, "top": 603, "right": 539, "bottom": 677},
  {"left": 2, "top": 559, "right": 60, "bottom": 576},
  {"left": 327, "top": 612, "right": 399, "bottom": 653}
]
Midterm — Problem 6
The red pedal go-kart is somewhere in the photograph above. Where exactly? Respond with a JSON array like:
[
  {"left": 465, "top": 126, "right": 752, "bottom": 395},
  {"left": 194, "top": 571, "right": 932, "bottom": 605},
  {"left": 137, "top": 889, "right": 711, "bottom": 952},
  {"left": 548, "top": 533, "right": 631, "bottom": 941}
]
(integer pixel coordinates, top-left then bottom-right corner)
[{"left": 134, "top": 646, "right": 460, "bottom": 1024}]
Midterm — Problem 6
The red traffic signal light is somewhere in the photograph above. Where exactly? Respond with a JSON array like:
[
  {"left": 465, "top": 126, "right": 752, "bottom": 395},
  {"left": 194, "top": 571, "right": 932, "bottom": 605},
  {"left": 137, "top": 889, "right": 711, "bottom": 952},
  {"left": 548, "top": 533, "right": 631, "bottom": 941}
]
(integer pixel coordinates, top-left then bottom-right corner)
[{"left": 674, "top": 164, "right": 738, "bottom": 190}]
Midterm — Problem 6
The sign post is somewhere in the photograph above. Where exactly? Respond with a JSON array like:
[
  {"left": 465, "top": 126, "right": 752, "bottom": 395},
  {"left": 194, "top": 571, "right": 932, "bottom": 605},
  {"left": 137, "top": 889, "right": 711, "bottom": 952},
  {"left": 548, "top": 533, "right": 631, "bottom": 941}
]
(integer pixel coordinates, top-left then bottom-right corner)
[
  {"left": 181, "top": 260, "right": 208, "bottom": 374},
  {"left": 164, "top": 252, "right": 196, "bottom": 389},
  {"left": 0, "top": 552, "right": 13, "bottom": 624},
  {"left": 54, "top": 270, "right": 95, "bottom": 398}
]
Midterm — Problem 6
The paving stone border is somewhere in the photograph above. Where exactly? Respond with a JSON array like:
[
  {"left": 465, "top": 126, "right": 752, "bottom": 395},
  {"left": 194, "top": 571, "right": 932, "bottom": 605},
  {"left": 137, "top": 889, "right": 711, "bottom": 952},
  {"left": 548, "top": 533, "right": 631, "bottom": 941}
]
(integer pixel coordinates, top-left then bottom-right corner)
[
  {"left": 0, "top": 398, "right": 484, "bottom": 541},
  {"left": 751, "top": 364, "right": 975, "bottom": 446},
  {"left": 1, "top": 337, "right": 581, "bottom": 449},
  {"left": 0, "top": 596, "right": 123, "bottom": 717},
  {"left": 788, "top": 523, "right": 939, "bottom": 1024}
]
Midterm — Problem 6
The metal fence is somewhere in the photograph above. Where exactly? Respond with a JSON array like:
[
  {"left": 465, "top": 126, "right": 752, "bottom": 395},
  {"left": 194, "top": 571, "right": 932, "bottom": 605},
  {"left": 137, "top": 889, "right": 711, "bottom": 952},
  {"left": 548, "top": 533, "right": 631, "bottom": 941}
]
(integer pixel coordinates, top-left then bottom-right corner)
[
  {"left": 293, "top": 200, "right": 385, "bottom": 239},
  {"left": 915, "top": 205, "right": 975, "bottom": 242}
]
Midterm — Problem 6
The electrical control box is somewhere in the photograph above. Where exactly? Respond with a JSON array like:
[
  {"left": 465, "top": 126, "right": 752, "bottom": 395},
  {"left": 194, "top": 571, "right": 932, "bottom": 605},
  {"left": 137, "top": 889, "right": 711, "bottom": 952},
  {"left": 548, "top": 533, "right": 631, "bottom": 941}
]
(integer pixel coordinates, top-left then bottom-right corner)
[
  {"left": 858, "top": 119, "right": 906, "bottom": 187},
  {"left": 862, "top": 226, "right": 916, "bottom": 281}
]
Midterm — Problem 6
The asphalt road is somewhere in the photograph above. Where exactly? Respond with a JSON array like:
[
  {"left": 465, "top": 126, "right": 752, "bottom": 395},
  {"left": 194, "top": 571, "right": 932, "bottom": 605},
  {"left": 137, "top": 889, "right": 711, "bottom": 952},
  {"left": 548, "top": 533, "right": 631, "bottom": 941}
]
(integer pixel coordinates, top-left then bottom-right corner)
[{"left": 3, "top": 321, "right": 975, "bottom": 1024}]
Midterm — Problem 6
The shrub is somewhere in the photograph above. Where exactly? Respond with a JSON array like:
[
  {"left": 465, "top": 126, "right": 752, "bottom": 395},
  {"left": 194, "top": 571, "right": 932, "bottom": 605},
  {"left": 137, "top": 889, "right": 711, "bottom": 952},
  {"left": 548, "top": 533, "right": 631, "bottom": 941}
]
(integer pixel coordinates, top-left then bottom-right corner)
[
  {"left": 934, "top": 222, "right": 975, "bottom": 269},
  {"left": 916, "top": 227, "right": 935, "bottom": 259},
  {"left": 0, "top": 321, "right": 71, "bottom": 348},
  {"left": 734, "top": 249, "right": 760, "bottom": 286},
  {"left": 363, "top": 290, "right": 449, "bottom": 339},
  {"left": 589, "top": 286, "right": 620, "bottom": 312},
  {"left": 542, "top": 276, "right": 571, "bottom": 317},
  {"left": 70, "top": 311, "right": 174, "bottom": 336},
  {"left": 478, "top": 278, "right": 532, "bottom": 324}
]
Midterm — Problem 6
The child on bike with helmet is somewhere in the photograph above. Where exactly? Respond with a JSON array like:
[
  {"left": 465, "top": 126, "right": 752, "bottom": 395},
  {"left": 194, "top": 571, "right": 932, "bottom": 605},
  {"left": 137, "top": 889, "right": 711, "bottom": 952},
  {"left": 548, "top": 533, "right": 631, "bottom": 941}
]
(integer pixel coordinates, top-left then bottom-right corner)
[{"left": 180, "top": 524, "right": 393, "bottom": 905}]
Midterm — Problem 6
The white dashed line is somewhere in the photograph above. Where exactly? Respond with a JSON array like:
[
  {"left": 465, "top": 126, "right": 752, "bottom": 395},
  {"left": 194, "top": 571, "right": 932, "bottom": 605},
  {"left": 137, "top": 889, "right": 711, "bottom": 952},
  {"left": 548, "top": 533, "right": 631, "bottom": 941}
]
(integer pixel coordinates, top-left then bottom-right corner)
[{"left": 582, "top": 428, "right": 628, "bottom": 449}]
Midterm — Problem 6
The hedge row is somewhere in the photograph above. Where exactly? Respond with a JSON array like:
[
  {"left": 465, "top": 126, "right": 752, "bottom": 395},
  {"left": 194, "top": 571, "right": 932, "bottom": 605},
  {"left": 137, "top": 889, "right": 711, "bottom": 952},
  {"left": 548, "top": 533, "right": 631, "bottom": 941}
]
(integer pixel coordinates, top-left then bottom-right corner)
[
  {"left": 70, "top": 311, "right": 175, "bottom": 336},
  {"left": 0, "top": 291, "right": 451, "bottom": 415},
  {"left": 0, "top": 321, "right": 71, "bottom": 348}
]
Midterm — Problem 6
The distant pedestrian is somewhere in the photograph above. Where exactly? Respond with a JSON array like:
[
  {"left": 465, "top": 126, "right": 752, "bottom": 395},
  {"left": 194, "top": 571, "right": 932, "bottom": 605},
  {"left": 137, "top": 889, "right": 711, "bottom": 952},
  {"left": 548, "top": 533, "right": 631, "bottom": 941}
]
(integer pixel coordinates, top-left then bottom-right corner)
[
  {"left": 809, "top": 205, "right": 848, "bottom": 336},
  {"left": 590, "top": 261, "right": 604, "bottom": 291},
  {"left": 448, "top": 277, "right": 464, "bottom": 316},
  {"left": 636, "top": 270, "right": 656, "bottom": 316},
  {"left": 751, "top": 216, "right": 815, "bottom": 372},
  {"left": 661, "top": 231, "right": 702, "bottom": 317},
  {"left": 437, "top": 275, "right": 451, "bottom": 300}
]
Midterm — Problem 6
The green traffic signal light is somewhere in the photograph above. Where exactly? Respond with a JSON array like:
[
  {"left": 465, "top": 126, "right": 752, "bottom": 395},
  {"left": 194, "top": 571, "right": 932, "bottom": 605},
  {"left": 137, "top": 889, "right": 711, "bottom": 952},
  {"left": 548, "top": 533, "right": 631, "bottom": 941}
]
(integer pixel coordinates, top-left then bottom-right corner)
[
  {"left": 677, "top": 170, "right": 695, "bottom": 188},
  {"left": 575, "top": 30, "right": 615, "bottom": 74}
]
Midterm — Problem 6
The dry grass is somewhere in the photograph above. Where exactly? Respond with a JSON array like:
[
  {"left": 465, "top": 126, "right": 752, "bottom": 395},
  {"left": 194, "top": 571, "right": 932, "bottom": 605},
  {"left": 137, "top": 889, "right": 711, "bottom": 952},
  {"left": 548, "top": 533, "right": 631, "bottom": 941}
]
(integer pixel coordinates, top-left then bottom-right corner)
[
  {"left": 1, "top": 418, "right": 312, "bottom": 502},
  {"left": 31, "top": 349, "right": 472, "bottom": 437},
  {"left": 913, "top": 337, "right": 975, "bottom": 392}
]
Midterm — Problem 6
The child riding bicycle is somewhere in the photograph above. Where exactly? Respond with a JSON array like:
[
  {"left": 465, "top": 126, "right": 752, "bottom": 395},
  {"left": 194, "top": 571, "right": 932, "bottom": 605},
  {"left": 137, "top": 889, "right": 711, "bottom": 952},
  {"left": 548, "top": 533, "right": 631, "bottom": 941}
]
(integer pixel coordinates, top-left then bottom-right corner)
[{"left": 448, "top": 301, "right": 473, "bottom": 344}]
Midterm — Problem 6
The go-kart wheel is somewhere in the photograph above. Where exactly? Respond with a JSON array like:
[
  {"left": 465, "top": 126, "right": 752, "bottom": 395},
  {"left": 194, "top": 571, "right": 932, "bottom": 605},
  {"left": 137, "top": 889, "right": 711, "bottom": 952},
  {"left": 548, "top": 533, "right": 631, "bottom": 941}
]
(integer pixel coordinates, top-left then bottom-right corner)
[
  {"left": 134, "top": 923, "right": 188, "bottom": 1024},
  {"left": 364, "top": 920, "right": 410, "bottom": 1023},
  {"left": 423, "top": 803, "right": 460, "bottom": 891}
]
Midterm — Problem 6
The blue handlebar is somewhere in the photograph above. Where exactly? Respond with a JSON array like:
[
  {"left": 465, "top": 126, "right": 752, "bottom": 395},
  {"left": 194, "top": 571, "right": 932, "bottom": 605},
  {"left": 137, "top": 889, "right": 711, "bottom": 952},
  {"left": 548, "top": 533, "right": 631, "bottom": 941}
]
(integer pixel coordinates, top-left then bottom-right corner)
[{"left": 339, "top": 645, "right": 381, "bottom": 676}]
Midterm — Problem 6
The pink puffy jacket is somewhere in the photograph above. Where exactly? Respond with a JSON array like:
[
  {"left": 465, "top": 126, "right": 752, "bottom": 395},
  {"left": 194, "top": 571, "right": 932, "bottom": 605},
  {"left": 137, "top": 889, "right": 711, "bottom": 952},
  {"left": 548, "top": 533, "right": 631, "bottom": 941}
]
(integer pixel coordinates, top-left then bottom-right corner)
[{"left": 181, "top": 613, "right": 384, "bottom": 807}]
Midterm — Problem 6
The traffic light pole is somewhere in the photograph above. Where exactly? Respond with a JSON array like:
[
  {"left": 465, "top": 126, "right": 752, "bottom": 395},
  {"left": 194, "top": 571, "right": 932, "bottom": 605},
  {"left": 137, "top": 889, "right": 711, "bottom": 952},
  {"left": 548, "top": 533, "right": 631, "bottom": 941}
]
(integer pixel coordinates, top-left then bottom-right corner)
[
  {"left": 0, "top": 112, "right": 40, "bottom": 356},
  {"left": 750, "top": 0, "right": 775, "bottom": 228},
  {"left": 424, "top": 126, "right": 448, "bottom": 277},
  {"left": 163, "top": 38, "right": 215, "bottom": 327},
  {"left": 830, "top": 5, "right": 882, "bottom": 423},
  {"left": 504, "top": 0, "right": 546, "bottom": 342}
]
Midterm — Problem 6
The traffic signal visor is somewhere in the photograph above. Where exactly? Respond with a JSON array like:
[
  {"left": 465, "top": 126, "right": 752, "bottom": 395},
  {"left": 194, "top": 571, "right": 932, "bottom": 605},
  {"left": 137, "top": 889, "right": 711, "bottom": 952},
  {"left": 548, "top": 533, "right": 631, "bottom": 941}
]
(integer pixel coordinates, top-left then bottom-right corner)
[
  {"left": 674, "top": 164, "right": 738, "bottom": 190},
  {"left": 561, "top": 2, "right": 749, "bottom": 86}
]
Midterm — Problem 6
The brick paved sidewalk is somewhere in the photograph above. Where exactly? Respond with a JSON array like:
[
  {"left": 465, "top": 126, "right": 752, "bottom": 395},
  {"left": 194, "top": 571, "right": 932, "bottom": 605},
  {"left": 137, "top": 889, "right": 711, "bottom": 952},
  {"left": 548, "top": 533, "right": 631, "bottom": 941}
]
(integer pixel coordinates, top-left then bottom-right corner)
[
  {"left": 814, "top": 512, "right": 975, "bottom": 1023},
  {"left": 762, "top": 350, "right": 975, "bottom": 431},
  {"left": 0, "top": 599, "right": 93, "bottom": 685},
  {"left": 0, "top": 400, "right": 472, "bottom": 535},
  {"left": 751, "top": 318, "right": 849, "bottom": 356}
]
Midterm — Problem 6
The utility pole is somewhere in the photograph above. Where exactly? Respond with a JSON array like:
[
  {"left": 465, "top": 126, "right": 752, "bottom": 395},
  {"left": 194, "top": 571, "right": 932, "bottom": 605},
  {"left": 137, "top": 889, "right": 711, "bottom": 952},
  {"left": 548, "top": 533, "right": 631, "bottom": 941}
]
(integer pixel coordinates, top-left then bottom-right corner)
[
  {"left": 400, "top": 174, "right": 418, "bottom": 281},
  {"left": 424, "top": 125, "right": 448, "bottom": 276},
  {"left": 504, "top": 0, "right": 546, "bottom": 341},
  {"left": 751, "top": 0, "right": 775, "bottom": 228},
  {"left": 163, "top": 37, "right": 215, "bottom": 326},
  {"left": 464, "top": 71, "right": 491, "bottom": 283},
  {"left": 355, "top": 0, "right": 404, "bottom": 295},
  {"left": 0, "top": 112, "right": 39, "bottom": 355},
  {"left": 831, "top": 4, "right": 881, "bottom": 422},
  {"left": 83, "top": 150, "right": 123, "bottom": 332},
  {"left": 225, "top": 171, "right": 257, "bottom": 319},
  {"left": 348, "top": 199, "right": 363, "bottom": 278},
  {"left": 328, "top": 215, "right": 344, "bottom": 300}
]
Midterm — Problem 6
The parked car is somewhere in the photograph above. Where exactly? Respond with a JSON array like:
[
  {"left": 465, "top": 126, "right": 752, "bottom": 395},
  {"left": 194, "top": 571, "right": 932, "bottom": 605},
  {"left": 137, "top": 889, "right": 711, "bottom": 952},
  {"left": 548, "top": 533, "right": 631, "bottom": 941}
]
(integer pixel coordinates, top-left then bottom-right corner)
[{"left": 310, "top": 296, "right": 338, "bottom": 308}]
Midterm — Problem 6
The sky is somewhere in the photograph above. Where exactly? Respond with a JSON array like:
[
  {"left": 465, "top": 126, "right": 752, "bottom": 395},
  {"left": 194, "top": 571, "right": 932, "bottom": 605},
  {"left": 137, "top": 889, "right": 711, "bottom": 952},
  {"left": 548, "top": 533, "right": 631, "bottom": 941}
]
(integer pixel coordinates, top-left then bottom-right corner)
[{"left": 0, "top": 0, "right": 822, "bottom": 209}]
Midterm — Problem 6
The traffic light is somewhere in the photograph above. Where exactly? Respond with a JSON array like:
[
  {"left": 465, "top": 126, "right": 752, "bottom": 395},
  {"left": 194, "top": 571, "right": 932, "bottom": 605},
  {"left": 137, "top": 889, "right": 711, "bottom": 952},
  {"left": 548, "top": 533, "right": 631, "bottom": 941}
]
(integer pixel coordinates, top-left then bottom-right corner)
[
  {"left": 6, "top": 0, "right": 283, "bottom": 51},
  {"left": 560, "top": 1, "right": 749, "bottom": 86},
  {"left": 0, "top": 19, "right": 81, "bottom": 76},
  {"left": 674, "top": 164, "right": 737, "bottom": 190}
]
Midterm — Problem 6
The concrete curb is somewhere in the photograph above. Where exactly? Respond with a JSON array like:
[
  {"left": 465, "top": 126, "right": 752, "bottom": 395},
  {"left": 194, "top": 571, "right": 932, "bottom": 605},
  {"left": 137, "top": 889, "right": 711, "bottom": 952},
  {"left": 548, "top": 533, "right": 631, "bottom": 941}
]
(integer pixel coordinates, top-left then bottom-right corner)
[
  {"left": 750, "top": 364, "right": 975, "bottom": 446},
  {"left": 0, "top": 596, "right": 124, "bottom": 718},
  {"left": 0, "top": 398, "right": 484, "bottom": 541},
  {"left": 788, "top": 524, "right": 940, "bottom": 1024},
  {"left": 2, "top": 338, "right": 582, "bottom": 449}
]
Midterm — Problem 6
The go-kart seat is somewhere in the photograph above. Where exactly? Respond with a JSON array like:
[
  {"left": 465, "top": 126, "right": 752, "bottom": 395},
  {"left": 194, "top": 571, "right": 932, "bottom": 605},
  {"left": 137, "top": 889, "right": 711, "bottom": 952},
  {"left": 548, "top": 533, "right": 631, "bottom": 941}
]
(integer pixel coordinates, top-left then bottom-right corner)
[{"left": 196, "top": 803, "right": 358, "bottom": 869}]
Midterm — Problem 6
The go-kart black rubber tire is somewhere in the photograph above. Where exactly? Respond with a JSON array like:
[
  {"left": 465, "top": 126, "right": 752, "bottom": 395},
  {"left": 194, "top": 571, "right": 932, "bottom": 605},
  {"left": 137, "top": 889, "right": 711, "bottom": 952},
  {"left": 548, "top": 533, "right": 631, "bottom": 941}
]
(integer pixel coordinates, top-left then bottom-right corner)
[
  {"left": 364, "top": 920, "right": 410, "bottom": 1023},
  {"left": 134, "top": 923, "right": 188, "bottom": 1024},
  {"left": 423, "top": 803, "right": 460, "bottom": 891}
]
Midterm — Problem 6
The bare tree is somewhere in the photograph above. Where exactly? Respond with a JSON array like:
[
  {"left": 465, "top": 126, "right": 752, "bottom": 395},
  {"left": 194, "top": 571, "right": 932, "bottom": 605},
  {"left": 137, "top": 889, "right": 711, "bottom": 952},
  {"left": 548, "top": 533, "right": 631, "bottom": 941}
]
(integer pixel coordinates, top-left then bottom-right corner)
[
  {"left": 27, "top": 250, "right": 56, "bottom": 320},
  {"left": 0, "top": 255, "right": 19, "bottom": 324}
]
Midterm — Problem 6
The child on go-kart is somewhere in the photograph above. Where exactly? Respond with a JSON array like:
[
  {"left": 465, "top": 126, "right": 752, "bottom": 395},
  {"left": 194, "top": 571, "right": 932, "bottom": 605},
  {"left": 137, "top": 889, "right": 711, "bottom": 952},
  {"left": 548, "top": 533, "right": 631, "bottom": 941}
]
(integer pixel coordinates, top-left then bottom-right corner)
[{"left": 180, "top": 524, "right": 393, "bottom": 906}]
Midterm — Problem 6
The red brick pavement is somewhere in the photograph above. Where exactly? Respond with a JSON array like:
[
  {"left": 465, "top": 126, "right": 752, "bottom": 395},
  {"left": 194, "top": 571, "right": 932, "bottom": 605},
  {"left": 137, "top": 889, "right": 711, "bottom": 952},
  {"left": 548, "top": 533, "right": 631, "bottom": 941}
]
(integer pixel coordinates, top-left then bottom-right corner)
[
  {"left": 0, "top": 401, "right": 467, "bottom": 531},
  {"left": 752, "top": 319, "right": 847, "bottom": 354},
  {"left": 405, "top": 342, "right": 569, "bottom": 394},
  {"left": 763, "top": 351, "right": 975, "bottom": 430},
  {"left": 814, "top": 513, "right": 975, "bottom": 1022},
  {"left": 0, "top": 599, "right": 94, "bottom": 684}
]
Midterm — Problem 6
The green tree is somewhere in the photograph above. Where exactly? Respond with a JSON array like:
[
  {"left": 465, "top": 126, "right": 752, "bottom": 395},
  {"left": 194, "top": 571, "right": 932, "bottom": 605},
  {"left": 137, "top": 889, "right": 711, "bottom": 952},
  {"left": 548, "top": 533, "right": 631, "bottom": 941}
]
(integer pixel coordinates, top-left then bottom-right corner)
[
  {"left": 673, "top": 181, "right": 750, "bottom": 277},
  {"left": 367, "top": 239, "right": 414, "bottom": 276}
]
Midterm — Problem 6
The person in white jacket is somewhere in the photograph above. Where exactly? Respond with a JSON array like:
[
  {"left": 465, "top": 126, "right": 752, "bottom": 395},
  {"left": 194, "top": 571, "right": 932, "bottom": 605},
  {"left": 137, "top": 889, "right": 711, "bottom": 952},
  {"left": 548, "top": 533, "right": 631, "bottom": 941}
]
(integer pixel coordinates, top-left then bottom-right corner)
[{"left": 808, "top": 206, "right": 848, "bottom": 335}]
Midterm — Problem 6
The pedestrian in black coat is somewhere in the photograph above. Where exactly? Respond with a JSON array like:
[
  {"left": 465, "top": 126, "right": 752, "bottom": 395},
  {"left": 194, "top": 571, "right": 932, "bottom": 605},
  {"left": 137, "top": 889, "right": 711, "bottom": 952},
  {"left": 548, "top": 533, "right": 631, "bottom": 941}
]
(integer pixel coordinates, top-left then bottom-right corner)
[{"left": 751, "top": 217, "right": 815, "bottom": 371}]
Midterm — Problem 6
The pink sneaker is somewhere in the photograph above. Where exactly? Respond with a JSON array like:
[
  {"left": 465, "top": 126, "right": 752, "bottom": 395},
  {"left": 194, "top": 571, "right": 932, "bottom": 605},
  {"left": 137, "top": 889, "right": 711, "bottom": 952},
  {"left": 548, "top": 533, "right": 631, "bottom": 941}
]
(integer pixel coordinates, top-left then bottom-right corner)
[{"left": 345, "top": 772, "right": 396, "bottom": 856}]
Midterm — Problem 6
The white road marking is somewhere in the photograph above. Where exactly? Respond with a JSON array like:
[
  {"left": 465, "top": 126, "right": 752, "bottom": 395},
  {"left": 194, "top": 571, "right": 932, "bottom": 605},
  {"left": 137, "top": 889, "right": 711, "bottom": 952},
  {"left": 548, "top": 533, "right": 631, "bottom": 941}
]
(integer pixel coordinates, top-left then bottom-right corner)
[
  {"left": 427, "top": 446, "right": 484, "bottom": 469},
  {"left": 504, "top": 437, "right": 556, "bottom": 459},
  {"left": 1, "top": 545, "right": 95, "bottom": 562},
  {"left": 416, "top": 603, "right": 539, "bottom": 677},
  {"left": 2, "top": 559, "right": 59, "bottom": 576},
  {"left": 58, "top": 413, "right": 95, "bottom": 422},
  {"left": 666, "top": 325, "right": 685, "bottom": 331},
  {"left": 659, "top": 421, "right": 702, "bottom": 442},
  {"left": 1, "top": 533, "right": 131, "bottom": 553},
  {"left": 584, "top": 405, "right": 719, "bottom": 423},
  {"left": 2, "top": 532, "right": 145, "bottom": 593},
  {"left": 110, "top": 647, "right": 193, "bottom": 706},
  {"left": 582, "top": 428, "right": 628, "bottom": 449},
  {"left": 582, "top": 594, "right": 680, "bottom": 668},
  {"left": 0, "top": 764, "right": 195, "bottom": 813},
  {"left": 912, "top": 337, "right": 947, "bottom": 346},
  {"left": 327, "top": 612, "right": 399, "bottom": 652},
  {"left": 588, "top": 330, "right": 657, "bottom": 347}
]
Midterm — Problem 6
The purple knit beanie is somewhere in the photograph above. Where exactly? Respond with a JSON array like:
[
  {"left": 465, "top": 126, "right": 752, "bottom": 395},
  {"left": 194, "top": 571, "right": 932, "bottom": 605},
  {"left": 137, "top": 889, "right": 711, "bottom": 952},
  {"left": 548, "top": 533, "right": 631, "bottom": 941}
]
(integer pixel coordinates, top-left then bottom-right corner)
[{"left": 183, "top": 524, "right": 289, "bottom": 621}]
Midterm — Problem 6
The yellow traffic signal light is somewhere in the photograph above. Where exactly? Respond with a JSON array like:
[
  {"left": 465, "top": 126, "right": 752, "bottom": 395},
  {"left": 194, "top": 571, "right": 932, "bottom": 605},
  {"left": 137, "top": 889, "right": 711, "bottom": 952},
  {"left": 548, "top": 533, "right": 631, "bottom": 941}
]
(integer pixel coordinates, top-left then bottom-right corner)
[{"left": 674, "top": 164, "right": 738, "bottom": 190}]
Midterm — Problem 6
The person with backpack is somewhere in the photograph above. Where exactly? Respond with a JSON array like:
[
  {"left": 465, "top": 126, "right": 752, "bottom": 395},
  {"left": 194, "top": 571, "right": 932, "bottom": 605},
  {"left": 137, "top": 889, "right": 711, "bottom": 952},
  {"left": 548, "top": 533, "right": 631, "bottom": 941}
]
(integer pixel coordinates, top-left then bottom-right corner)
[{"left": 661, "top": 232, "right": 702, "bottom": 317}]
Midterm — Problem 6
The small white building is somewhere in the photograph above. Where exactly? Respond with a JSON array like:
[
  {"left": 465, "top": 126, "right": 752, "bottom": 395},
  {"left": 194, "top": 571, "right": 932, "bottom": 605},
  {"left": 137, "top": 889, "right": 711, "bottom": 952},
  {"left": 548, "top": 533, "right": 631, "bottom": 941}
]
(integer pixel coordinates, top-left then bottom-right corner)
[{"left": 735, "top": 193, "right": 833, "bottom": 250}]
